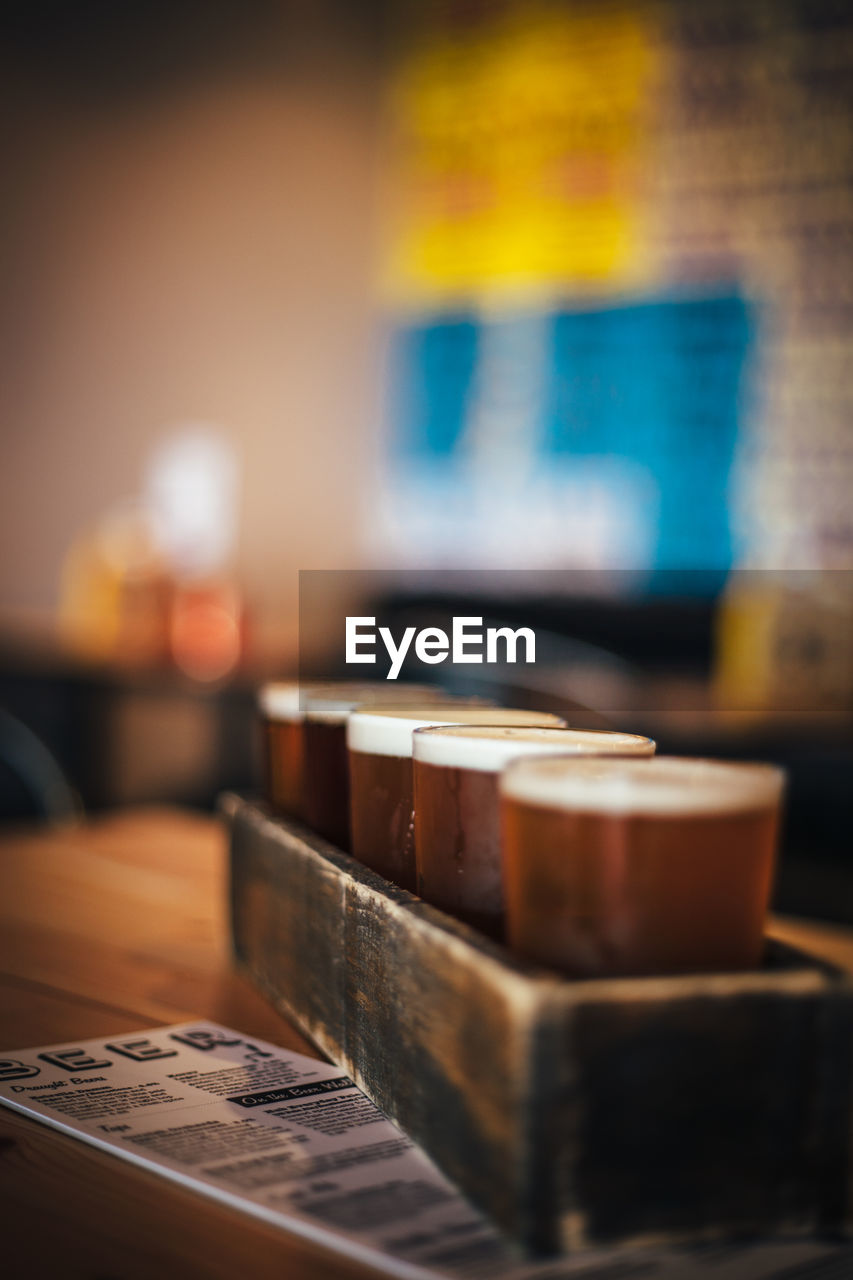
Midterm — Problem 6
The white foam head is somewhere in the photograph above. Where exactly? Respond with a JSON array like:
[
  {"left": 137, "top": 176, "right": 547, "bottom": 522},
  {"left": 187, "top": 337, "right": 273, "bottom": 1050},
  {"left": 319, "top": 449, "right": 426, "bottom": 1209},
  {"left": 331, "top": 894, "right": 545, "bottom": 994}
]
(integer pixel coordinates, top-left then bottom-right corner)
[
  {"left": 413, "top": 725, "right": 654, "bottom": 773},
  {"left": 348, "top": 706, "right": 566, "bottom": 758},
  {"left": 500, "top": 755, "right": 785, "bottom": 817},
  {"left": 303, "top": 682, "right": 451, "bottom": 725},
  {"left": 258, "top": 682, "right": 303, "bottom": 721},
  {"left": 260, "top": 680, "right": 442, "bottom": 722}
]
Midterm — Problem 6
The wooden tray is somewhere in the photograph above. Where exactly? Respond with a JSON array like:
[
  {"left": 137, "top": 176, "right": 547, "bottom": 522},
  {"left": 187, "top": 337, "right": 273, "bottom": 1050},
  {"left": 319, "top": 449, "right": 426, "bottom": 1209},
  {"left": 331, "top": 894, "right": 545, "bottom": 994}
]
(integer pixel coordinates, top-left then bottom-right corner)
[{"left": 223, "top": 793, "right": 853, "bottom": 1255}]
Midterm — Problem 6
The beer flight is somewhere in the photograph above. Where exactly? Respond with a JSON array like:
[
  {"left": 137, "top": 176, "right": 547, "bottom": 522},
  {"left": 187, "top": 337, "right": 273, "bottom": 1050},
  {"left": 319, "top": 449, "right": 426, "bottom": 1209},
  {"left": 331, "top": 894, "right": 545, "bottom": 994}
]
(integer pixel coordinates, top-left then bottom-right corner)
[{"left": 259, "top": 681, "right": 784, "bottom": 979}]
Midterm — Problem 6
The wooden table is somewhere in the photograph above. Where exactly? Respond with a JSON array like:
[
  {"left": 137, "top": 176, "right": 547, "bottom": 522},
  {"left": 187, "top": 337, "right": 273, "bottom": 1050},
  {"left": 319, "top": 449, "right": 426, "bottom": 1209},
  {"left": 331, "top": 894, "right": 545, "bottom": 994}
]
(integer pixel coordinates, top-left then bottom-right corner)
[
  {"left": 2, "top": 808, "right": 852, "bottom": 1278},
  {"left": 0, "top": 808, "right": 382, "bottom": 1279}
]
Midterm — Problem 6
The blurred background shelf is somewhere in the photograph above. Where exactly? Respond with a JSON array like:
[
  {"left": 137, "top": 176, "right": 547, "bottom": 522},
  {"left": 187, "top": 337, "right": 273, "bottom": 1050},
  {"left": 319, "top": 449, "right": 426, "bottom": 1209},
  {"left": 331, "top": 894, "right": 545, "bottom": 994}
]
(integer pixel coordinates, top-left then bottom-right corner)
[{"left": 2, "top": 582, "right": 850, "bottom": 924}]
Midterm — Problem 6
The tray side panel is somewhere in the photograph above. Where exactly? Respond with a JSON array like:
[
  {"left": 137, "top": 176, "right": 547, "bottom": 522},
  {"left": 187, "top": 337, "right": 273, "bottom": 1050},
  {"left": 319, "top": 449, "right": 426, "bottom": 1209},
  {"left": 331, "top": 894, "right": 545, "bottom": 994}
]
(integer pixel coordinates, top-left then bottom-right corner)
[
  {"left": 341, "top": 887, "right": 536, "bottom": 1238},
  {"left": 550, "top": 985, "right": 853, "bottom": 1249},
  {"left": 230, "top": 803, "right": 347, "bottom": 1055}
]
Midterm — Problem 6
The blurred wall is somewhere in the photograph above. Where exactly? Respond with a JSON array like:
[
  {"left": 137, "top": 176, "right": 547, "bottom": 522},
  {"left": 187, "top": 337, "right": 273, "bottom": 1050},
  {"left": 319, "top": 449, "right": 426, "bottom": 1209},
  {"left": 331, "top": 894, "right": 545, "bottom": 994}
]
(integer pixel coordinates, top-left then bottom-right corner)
[
  {"left": 0, "top": 2, "right": 383, "bottom": 658},
  {"left": 378, "top": 0, "right": 853, "bottom": 576},
  {"left": 2, "top": 0, "right": 852, "bottom": 664}
]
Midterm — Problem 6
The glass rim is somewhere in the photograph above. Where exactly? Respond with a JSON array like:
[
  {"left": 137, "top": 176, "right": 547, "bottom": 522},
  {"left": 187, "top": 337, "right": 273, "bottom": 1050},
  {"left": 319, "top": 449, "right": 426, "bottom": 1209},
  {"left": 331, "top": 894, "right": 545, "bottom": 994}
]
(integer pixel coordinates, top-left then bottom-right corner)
[{"left": 499, "top": 754, "right": 786, "bottom": 817}]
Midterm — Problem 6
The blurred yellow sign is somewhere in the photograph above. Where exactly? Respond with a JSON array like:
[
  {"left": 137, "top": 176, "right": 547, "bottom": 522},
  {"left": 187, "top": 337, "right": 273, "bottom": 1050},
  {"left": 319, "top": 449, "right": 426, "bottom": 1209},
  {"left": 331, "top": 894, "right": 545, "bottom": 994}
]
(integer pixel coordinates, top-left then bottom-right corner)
[{"left": 386, "top": 3, "right": 657, "bottom": 303}]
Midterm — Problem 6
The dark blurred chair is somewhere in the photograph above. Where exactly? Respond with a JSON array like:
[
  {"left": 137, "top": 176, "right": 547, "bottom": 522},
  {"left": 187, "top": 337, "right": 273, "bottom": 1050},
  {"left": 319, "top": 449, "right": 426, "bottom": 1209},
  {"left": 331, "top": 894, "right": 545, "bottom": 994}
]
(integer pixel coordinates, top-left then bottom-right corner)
[{"left": 0, "top": 707, "right": 80, "bottom": 823}]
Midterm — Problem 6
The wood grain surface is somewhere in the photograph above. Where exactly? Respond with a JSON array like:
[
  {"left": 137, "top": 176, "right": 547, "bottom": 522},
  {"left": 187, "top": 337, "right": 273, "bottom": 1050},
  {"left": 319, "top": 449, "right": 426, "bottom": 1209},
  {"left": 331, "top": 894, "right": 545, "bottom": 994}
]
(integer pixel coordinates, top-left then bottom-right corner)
[
  {"left": 0, "top": 808, "right": 379, "bottom": 1280},
  {"left": 2, "top": 806, "right": 852, "bottom": 1276}
]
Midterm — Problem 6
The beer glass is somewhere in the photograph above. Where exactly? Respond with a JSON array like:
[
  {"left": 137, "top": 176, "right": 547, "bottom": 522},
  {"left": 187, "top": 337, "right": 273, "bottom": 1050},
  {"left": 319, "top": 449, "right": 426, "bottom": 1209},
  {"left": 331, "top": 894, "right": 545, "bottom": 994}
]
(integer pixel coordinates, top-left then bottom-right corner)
[
  {"left": 302, "top": 682, "right": 445, "bottom": 849},
  {"left": 413, "top": 726, "right": 654, "bottom": 938},
  {"left": 348, "top": 705, "right": 565, "bottom": 891},
  {"left": 258, "top": 682, "right": 308, "bottom": 819},
  {"left": 501, "top": 756, "right": 785, "bottom": 977},
  {"left": 260, "top": 680, "right": 438, "bottom": 831}
]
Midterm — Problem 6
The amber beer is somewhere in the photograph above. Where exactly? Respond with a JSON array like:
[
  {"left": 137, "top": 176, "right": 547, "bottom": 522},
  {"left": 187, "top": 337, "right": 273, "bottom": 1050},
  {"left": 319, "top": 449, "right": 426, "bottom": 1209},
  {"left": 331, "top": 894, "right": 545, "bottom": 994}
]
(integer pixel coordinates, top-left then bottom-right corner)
[
  {"left": 413, "top": 726, "right": 655, "bottom": 938},
  {"left": 258, "top": 682, "right": 310, "bottom": 819},
  {"left": 501, "top": 756, "right": 786, "bottom": 977},
  {"left": 348, "top": 705, "right": 565, "bottom": 891},
  {"left": 302, "top": 682, "right": 444, "bottom": 849},
  {"left": 259, "top": 680, "right": 439, "bottom": 832}
]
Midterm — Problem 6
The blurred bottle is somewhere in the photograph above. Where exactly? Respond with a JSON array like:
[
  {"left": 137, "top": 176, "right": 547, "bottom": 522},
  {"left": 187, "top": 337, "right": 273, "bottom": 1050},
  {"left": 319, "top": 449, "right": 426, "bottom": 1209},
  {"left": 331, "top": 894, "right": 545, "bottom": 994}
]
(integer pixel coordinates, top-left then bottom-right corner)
[
  {"left": 715, "top": 572, "right": 853, "bottom": 720},
  {"left": 59, "top": 424, "right": 244, "bottom": 680},
  {"left": 59, "top": 500, "right": 171, "bottom": 667},
  {"left": 169, "top": 577, "right": 243, "bottom": 683},
  {"left": 147, "top": 426, "right": 244, "bottom": 682}
]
